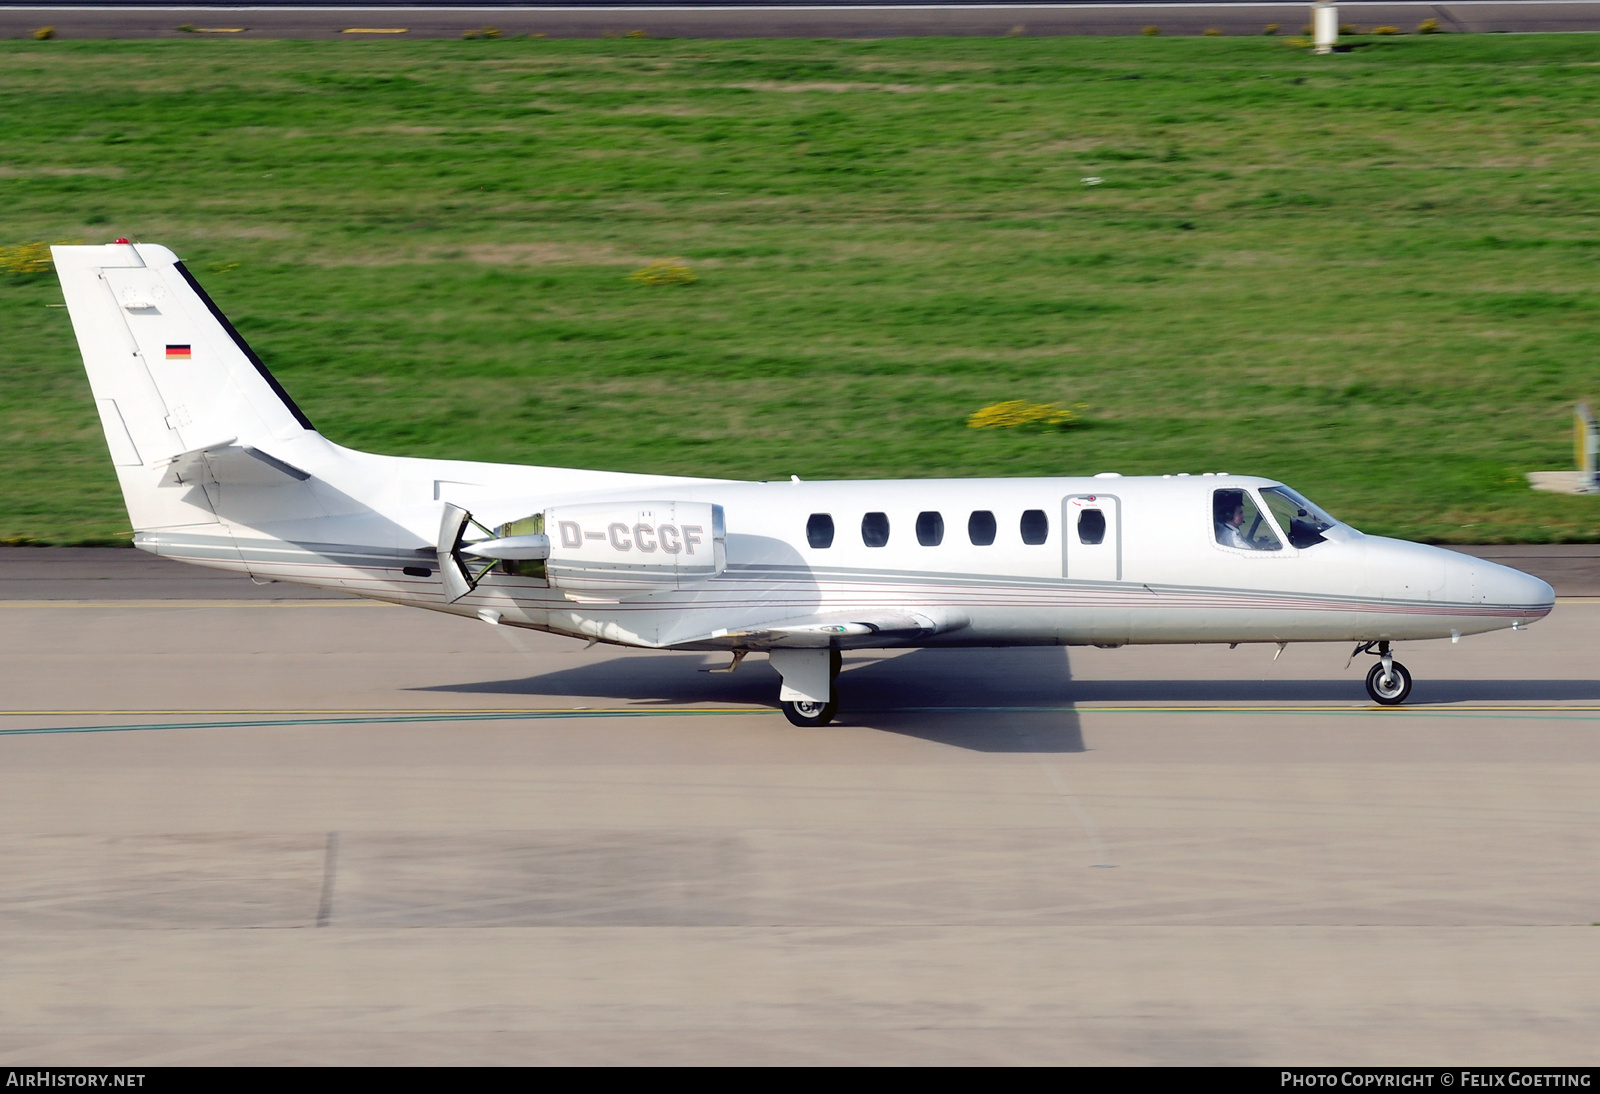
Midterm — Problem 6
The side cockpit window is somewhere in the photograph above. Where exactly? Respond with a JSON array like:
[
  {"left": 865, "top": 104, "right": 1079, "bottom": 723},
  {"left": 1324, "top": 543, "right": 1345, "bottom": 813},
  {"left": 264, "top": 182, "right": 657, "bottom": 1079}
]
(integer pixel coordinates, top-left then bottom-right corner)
[{"left": 1213, "top": 489, "right": 1281, "bottom": 552}]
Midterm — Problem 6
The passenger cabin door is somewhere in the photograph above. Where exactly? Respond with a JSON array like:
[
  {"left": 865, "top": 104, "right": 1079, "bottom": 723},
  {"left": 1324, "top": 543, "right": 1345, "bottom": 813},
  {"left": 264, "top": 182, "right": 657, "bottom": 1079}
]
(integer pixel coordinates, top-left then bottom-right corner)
[{"left": 1062, "top": 494, "right": 1120, "bottom": 581}]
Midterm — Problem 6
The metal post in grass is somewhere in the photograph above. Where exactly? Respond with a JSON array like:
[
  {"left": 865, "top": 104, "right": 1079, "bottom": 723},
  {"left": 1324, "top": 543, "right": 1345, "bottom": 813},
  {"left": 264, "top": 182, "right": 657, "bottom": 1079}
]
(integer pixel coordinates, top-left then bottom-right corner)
[
  {"left": 1576, "top": 403, "right": 1599, "bottom": 493},
  {"left": 1529, "top": 404, "right": 1600, "bottom": 495},
  {"left": 1312, "top": 2, "right": 1338, "bottom": 53}
]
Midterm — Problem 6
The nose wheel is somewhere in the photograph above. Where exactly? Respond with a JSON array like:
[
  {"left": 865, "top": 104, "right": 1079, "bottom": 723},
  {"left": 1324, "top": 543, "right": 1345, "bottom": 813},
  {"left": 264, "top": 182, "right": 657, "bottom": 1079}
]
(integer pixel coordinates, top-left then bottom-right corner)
[
  {"left": 1365, "top": 660, "right": 1412, "bottom": 705},
  {"left": 1353, "top": 640, "right": 1412, "bottom": 705}
]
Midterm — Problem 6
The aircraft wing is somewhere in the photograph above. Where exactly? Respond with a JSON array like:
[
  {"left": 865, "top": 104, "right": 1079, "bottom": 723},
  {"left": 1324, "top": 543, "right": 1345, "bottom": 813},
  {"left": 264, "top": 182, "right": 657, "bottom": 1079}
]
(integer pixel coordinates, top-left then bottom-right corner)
[{"left": 684, "top": 607, "right": 970, "bottom": 649}]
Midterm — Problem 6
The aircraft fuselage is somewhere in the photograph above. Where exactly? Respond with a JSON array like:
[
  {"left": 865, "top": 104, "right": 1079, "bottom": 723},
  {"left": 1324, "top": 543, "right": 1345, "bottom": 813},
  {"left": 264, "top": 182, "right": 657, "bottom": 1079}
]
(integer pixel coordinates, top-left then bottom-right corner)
[{"left": 132, "top": 449, "right": 1553, "bottom": 654}]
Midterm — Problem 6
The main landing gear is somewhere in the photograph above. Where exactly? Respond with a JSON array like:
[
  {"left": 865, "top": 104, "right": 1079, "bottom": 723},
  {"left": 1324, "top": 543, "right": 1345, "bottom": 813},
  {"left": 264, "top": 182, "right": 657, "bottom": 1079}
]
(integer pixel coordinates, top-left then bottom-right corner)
[
  {"left": 783, "top": 697, "right": 836, "bottom": 728},
  {"left": 775, "top": 648, "right": 843, "bottom": 727},
  {"left": 1353, "top": 640, "right": 1412, "bottom": 705}
]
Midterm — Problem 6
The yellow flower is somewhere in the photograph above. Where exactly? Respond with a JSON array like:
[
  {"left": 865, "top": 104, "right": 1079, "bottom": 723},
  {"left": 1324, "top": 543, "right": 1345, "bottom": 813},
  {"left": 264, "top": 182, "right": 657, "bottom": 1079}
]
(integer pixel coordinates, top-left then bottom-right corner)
[
  {"left": 967, "top": 400, "right": 1085, "bottom": 431},
  {"left": 0, "top": 242, "right": 54, "bottom": 275},
  {"left": 629, "top": 261, "right": 697, "bottom": 286}
]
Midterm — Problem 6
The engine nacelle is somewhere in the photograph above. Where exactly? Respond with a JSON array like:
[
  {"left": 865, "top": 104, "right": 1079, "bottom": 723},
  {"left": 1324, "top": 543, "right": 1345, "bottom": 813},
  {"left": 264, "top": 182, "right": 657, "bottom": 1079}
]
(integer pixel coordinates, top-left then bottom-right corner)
[
  {"left": 542, "top": 500, "right": 725, "bottom": 592},
  {"left": 438, "top": 500, "right": 725, "bottom": 601}
]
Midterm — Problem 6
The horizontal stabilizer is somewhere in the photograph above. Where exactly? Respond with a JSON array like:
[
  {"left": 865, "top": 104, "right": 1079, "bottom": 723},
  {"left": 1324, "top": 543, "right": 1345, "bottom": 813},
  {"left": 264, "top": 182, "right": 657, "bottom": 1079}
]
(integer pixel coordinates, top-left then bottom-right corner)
[{"left": 158, "top": 441, "right": 311, "bottom": 487}]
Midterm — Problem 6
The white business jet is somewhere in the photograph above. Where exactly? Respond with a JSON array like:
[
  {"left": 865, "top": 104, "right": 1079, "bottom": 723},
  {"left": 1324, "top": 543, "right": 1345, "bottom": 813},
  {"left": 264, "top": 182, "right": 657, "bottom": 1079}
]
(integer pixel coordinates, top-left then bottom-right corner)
[{"left": 54, "top": 242, "right": 1554, "bottom": 724}]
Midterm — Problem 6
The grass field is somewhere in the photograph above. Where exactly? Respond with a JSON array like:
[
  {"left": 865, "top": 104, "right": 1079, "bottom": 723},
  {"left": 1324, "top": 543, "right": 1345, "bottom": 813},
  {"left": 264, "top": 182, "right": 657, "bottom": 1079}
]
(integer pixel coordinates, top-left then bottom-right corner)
[{"left": 2, "top": 34, "right": 1598, "bottom": 544}]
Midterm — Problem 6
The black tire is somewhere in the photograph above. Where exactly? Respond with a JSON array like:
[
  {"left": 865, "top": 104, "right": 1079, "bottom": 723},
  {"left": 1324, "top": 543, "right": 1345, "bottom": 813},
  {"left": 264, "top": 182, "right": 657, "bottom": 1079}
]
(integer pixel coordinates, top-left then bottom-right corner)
[
  {"left": 1365, "top": 660, "right": 1412, "bottom": 705},
  {"left": 782, "top": 697, "right": 837, "bottom": 727},
  {"left": 830, "top": 648, "right": 843, "bottom": 681}
]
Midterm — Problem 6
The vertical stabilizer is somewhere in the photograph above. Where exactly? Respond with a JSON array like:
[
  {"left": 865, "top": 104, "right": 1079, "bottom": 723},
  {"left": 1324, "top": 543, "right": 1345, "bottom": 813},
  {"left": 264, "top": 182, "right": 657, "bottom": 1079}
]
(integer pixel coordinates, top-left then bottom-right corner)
[{"left": 54, "top": 242, "right": 321, "bottom": 533}]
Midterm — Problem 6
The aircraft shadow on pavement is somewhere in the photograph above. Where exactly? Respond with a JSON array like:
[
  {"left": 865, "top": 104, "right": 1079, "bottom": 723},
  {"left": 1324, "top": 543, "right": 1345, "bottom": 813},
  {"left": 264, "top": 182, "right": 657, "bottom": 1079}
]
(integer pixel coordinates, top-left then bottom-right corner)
[
  {"left": 419, "top": 646, "right": 1600, "bottom": 753},
  {"left": 420, "top": 647, "right": 1090, "bottom": 752}
]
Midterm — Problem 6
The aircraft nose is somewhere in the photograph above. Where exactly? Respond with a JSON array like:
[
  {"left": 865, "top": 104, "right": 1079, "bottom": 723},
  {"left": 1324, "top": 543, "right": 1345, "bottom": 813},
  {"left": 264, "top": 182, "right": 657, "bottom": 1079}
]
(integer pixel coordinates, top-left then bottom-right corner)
[{"left": 1477, "top": 559, "right": 1555, "bottom": 619}]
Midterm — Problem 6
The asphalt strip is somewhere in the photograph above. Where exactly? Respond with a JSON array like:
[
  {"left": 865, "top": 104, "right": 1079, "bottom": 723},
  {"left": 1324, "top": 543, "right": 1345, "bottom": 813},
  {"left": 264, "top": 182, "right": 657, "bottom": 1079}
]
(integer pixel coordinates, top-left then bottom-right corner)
[{"left": 5, "top": 703, "right": 1600, "bottom": 737}]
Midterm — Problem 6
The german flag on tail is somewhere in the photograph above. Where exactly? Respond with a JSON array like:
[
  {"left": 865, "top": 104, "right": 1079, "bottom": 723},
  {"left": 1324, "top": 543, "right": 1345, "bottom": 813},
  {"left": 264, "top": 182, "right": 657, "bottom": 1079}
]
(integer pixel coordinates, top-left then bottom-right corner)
[{"left": 166, "top": 345, "right": 191, "bottom": 360}]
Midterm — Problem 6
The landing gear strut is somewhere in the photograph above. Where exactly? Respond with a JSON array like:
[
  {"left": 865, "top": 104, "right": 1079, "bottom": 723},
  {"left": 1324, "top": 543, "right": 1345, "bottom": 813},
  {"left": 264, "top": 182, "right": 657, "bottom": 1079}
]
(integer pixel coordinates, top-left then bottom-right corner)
[
  {"left": 1354, "top": 640, "right": 1412, "bottom": 705},
  {"left": 775, "top": 648, "right": 843, "bottom": 727}
]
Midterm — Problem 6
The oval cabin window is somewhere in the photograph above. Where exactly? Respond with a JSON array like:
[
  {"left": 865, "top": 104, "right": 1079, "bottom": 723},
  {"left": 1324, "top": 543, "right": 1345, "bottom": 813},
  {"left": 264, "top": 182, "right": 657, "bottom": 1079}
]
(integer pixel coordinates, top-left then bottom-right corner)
[
  {"left": 1077, "top": 509, "right": 1106, "bottom": 545},
  {"left": 916, "top": 511, "right": 944, "bottom": 547},
  {"left": 968, "top": 510, "right": 997, "bottom": 546},
  {"left": 861, "top": 512, "right": 890, "bottom": 548},
  {"left": 807, "top": 513, "right": 835, "bottom": 549},
  {"left": 1020, "top": 509, "right": 1049, "bottom": 545}
]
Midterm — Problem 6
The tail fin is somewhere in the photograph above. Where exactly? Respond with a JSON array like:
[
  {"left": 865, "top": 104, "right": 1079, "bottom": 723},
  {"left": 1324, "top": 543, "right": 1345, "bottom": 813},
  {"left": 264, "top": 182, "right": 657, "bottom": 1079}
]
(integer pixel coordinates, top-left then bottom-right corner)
[{"left": 54, "top": 242, "right": 323, "bottom": 533}]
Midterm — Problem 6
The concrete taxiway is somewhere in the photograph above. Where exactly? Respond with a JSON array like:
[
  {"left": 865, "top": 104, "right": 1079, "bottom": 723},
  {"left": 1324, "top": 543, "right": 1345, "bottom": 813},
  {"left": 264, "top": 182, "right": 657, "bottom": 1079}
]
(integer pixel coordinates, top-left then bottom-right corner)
[
  {"left": 3, "top": 3, "right": 1598, "bottom": 40},
  {"left": 1, "top": 547, "right": 1597, "bottom": 1064}
]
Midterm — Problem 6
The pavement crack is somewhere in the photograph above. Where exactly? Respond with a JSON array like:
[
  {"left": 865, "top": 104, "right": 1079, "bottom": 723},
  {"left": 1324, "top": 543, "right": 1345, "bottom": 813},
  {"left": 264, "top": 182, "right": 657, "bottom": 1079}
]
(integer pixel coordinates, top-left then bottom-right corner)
[{"left": 316, "top": 831, "right": 339, "bottom": 928}]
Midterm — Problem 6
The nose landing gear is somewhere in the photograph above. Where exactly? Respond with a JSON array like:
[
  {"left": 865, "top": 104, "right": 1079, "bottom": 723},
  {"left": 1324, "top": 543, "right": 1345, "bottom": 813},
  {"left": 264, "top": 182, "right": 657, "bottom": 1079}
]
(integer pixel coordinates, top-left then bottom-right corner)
[
  {"left": 1365, "top": 659, "right": 1413, "bottom": 705},
  {"left": 1353, "top": 640, "right": 1412, "bottom": 705}
]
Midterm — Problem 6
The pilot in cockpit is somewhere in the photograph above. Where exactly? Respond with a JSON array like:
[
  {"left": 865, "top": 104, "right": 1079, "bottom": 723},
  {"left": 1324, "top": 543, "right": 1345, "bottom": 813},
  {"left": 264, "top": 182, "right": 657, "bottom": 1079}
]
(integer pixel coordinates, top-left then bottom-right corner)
[{"left": 1214, "top": 490, "right": 1255, "bottom": 550}]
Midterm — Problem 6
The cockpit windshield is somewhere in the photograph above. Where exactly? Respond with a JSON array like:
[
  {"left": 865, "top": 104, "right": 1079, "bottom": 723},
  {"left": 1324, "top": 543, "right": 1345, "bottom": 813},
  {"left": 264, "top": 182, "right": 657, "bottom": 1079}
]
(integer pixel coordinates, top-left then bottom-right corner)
[{"left": 1259, "top": 485, "right": 1340, "bottom": 549}]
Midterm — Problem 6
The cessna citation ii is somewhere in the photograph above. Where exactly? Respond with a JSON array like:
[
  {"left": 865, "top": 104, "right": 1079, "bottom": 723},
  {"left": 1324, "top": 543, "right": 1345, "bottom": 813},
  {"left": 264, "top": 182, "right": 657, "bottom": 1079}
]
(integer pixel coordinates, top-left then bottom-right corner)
[{"left": 54, "top": 242, "right": 1555, "bottom": 725}]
